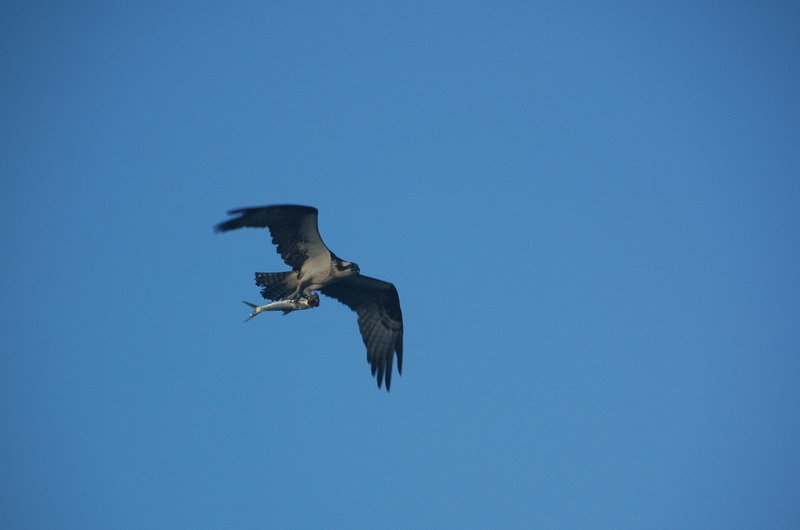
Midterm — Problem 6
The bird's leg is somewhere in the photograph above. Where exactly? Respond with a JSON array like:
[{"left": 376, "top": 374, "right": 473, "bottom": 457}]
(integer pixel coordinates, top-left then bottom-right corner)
[
  {"left": 287, "top": 279, "right": 307, "bottom": 301},
  {"left": 286, "top": 271, "right": 307, "bottom": 301},
  {"left": 287, "top": 288, "right": 301, "bottom": 301},
  {"left": 287, "top": 280, "right": 313, "bottom": 301}
]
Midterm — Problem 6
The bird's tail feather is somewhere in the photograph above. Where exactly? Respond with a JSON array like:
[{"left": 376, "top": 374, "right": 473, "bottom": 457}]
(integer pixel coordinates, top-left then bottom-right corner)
[{"left": 255, "top": 271, "right": 294, "bottom": 300}]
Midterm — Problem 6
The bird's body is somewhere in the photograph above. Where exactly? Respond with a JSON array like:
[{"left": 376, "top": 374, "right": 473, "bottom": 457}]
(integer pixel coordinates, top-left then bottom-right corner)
[
  {"left": 253, "top": 252, "right": 359, "bottom": 301},
  {"left": 215, "top": 204, "right": 404, "bottom": 391}
]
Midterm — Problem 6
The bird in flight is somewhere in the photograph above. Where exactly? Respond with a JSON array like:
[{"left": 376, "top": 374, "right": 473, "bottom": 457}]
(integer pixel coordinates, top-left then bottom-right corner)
[{"left": 215, "top": 204, "right": 404, "bottom": 391}]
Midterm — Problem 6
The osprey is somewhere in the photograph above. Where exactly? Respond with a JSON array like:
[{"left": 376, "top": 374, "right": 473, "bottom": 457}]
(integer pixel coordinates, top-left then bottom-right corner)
[{"left": 215, "top": 204, "right": 404, "bottom": 391}]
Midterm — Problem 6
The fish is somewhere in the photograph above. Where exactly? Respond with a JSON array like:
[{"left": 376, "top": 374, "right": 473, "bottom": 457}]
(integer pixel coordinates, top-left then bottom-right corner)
[{"left": 242, "top": 292, "right": 320, "bottom": 321}]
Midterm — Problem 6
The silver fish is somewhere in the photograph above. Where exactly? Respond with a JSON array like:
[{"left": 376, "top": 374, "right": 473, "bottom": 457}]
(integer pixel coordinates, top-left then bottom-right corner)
[{"left": 242, "top": 292, "right": 320, "bottom": 321}]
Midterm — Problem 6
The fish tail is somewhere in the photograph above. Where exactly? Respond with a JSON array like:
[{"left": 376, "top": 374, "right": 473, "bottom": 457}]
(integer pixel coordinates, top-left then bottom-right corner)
[{"left": 242, "top": 300, "right": 261, "bottom": 322}]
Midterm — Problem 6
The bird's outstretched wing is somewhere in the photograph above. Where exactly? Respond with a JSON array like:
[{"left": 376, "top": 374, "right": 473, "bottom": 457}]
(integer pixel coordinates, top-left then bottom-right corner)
[
  {"left": 214, "top": 205, "right": 330, "bottom": 270},
  {"left": 321, "top": 275, "right": 404, "bottom": 391}
]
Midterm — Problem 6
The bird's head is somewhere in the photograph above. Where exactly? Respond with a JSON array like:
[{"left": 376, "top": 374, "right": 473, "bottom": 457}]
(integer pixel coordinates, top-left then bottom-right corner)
[{"left": 334, "top": 257, "right": 360, "bottom": 275}]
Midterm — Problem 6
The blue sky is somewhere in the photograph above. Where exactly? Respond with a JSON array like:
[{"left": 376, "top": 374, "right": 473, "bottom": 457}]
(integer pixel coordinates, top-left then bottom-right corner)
[{"left": 2, "top": 1, "right": 799, "bottom": 528}]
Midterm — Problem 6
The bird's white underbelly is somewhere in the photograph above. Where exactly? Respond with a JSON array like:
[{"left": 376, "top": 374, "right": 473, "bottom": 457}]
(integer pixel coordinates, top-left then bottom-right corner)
[{"left": 300, "top": 254, "right": 335, "bottom": 289}]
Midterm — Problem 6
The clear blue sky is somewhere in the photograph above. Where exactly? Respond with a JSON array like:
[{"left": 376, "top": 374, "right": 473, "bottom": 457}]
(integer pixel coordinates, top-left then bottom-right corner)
[{"left": 3, "top": 2, "right": 799, "bottom": 528}]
